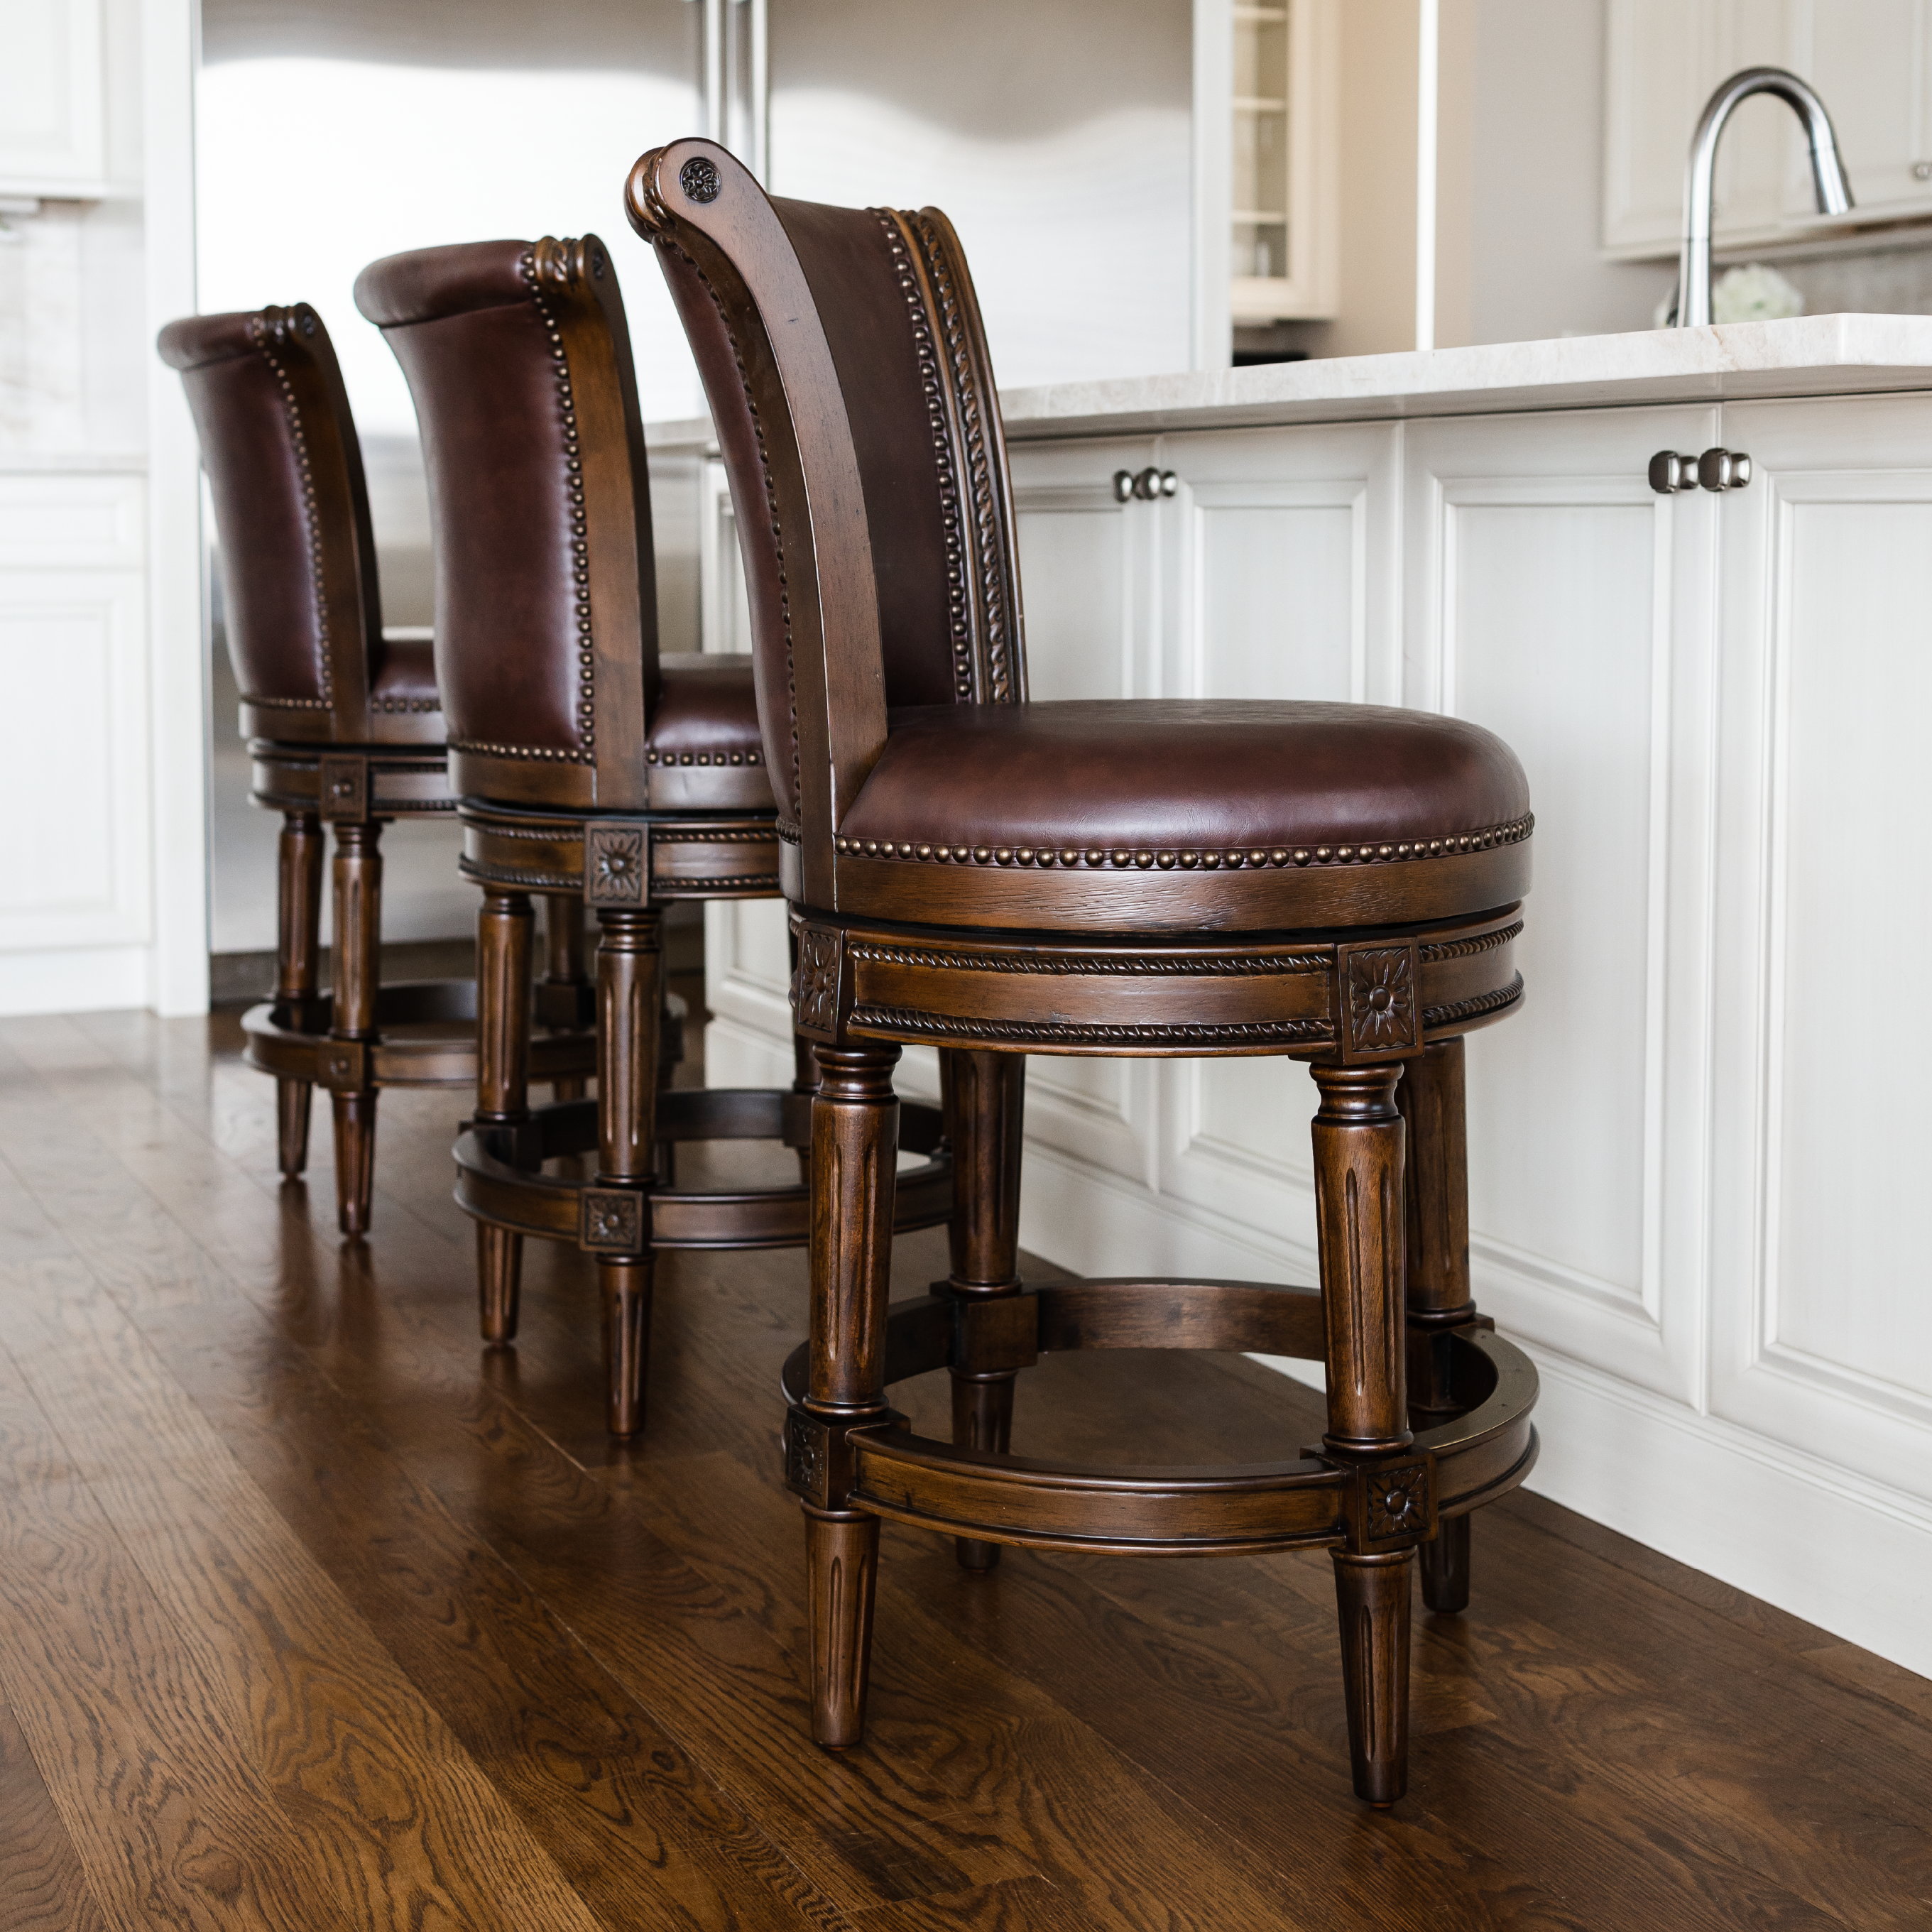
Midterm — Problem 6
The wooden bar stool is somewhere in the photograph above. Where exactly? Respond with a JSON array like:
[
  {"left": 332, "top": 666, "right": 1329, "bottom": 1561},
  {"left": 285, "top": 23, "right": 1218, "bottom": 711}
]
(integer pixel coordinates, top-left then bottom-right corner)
[
  {"left": 354, "top": 236, "right": 954, "bottom": 1436},
  {"left": 158, "top": 305, "right": 595, "bottom": 1235},
  {"left": 631, "top": 142, "right": 1543, "bottom": 1805}
]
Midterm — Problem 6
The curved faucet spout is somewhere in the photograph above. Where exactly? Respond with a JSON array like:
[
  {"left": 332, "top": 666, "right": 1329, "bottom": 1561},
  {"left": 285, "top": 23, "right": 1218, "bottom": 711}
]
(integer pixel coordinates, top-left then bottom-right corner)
[{"left": 1675, "top": 66, "right": 1853, "bottom": 328}]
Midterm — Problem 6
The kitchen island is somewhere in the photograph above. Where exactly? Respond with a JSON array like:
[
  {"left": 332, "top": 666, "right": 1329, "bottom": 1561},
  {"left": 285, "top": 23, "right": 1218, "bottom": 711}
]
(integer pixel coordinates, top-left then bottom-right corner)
[{"left": 685, "top": 316, "right": 1932, "bottom": 1681}]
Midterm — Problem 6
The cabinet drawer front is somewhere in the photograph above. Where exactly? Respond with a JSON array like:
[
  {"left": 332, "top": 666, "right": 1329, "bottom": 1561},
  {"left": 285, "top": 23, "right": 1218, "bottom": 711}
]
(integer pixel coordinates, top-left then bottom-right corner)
[{"left": 0, "top": 475, "right": 146, "bottom": 567}]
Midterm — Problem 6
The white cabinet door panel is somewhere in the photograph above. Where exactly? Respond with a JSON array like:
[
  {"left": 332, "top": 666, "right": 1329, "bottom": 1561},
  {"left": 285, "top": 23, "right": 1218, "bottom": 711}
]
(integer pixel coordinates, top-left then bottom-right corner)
[
  {"left": 1710, "top": 394, "right": 1932, "bottom": 1500},
  {"left": 1787, "top": 0, "right": 1932, "bottom": 223},
  {"left": 1405, "top": 408, "right": 1720, "bottom": 1402},
  {"left": 0, "top": 0, "right": 105, "bottom": 191},
  {"left": 1005, "top": 437, "right": 1159, "bottom": 1183},
  {"left": 1155, "top": 422, "right": 1397, "bottom": 1245},
  {"left": 0, "top": 564, "right": 150, "bottom": 949}
]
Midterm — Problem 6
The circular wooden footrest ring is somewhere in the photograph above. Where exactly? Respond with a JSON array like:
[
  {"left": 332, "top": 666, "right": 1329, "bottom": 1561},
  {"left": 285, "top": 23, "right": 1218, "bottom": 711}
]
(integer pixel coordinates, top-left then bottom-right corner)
[
  {"left": 779, "top": 1282, "right": 1538, "bottom": 1557},
  {"left": 453, "top": 1091, "right": 954, "bottom": 1252},
  {"left": 241, "top": 981, "right": 600, "bottom": 1091}
]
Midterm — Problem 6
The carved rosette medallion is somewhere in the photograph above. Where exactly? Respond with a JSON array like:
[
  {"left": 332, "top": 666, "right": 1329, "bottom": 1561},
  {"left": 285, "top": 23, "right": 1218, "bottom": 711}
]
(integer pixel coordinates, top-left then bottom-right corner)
[
  {"left": 680, "top": 156, "right": 721, "bottom": 204},
  {"left": 584, "top": 824, "right": 648, "bottom": 906},
  {"left": 317, "top": 755, "right": 368, "bottom": 822},
  {"left": 579, "top": 1187, "right": 645, "bottom": 1253},
  {"left": 792, "top": 926, "right": 844, "bottom": 1039},
  {"left": 1339, "top": 940, "right": 1422, "bottom": 1061},
  {"left": 1363, "top": 1463, "right": 1431, "bottom": 1541},
  {"left": 783, "top": 1409, "right": 826, "bottom": 1505},
  {"left": 318, "top": 1040, "right": 367, "bottom": 1092}
]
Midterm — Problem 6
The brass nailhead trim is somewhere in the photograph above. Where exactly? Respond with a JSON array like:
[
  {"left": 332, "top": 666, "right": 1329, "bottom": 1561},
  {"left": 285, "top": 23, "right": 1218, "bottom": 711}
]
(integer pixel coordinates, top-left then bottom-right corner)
[
  {"left": 834, "top": 814, "right": 1534, "bottom": 871},
  {"left": 519, "top": 241, "right": 596, "bottom": 759},
  {"left": 249, "top": 310, "right": 334, "bottom": 711},
  {"left": 643, "top": 748, "right": 761, "bottom": 766}
]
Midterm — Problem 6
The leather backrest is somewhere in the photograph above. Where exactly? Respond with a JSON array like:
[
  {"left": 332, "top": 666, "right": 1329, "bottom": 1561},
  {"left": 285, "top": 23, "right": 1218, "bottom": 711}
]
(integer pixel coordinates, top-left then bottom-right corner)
[
  {"left": 631, "top": 142, "right": 1024, "bottom": 884},
  {"left": 355, "top": 236, "right": 657, "bottom": 808},
  {"left": 157, "top": 304, "right": 378, "bottom": 733}
]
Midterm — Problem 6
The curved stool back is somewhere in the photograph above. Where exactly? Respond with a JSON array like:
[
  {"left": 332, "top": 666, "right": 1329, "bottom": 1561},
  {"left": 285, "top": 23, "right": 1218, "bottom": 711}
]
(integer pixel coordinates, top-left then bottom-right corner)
[
  {"left": 631, "top": 140, "right": 1544, "bottom": 1807},
  {"left": 356, "top": 235, "right": 951, "bottom": 1436},
  {"left": 158, "top": 305, "right": 565, "bottom": 1230}
]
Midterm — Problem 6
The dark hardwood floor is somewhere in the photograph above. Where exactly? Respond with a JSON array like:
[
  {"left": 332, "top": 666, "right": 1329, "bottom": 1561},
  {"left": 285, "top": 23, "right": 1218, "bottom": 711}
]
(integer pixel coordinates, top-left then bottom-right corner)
[{"left": 0, "top": 1006, "right": 1927, "bottom": 1930}]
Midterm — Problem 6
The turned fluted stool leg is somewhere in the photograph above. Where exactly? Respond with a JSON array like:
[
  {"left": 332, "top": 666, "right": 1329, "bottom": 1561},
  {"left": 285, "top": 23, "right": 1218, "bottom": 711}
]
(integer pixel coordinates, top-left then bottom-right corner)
[
  {"left": 1312, "top": 1059, "right": 1414, "bottom": 1806},
  {"left": 544, "top": 892, "right": 590, "bottom": 1103},
  {"left": 1397, "top": 1036, "right": 1477, "bottom": 1615},
  {"left": 475, "top": 888, "right": 534, "bottom": 1342},
  {"left": 940, "top": 1047, "right": 1027, "bottom": 1573},
  {"left": 597, "top": 908, "right": 661, "bottom": 1439},
  {"left": 803, "top": 1043, "right": 900, "bottom": 1749},
  {"left": 327, "top": 820, "right": 383, "bottom": 1235},
  {"left": 274, "top": 809, "right": 324, "bottom": 1177}
]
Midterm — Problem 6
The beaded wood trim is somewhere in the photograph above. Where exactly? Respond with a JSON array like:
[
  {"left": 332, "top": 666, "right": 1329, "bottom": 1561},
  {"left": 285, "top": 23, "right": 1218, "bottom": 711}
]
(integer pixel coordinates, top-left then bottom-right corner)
[
  {"left": 851, "top": 1007, "right": 1333, "bottom": 1049},
  {"left": 246, "top": 307, "right": 334, "bottom": 711},
  {"left": 834, "top": 813, "right": 1533, "bottom": 872},
  {"left": 845, "top": 943, "right": 1330, "bottom": 976}
]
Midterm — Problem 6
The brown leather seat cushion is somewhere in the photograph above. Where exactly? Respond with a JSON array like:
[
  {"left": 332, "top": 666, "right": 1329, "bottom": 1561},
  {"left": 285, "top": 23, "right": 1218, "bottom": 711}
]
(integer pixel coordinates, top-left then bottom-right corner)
[
  {"left": 839, "top": 700, "right": 1529, "bottom": 858},
  {"left": 371, "top": 632, "right": 440, "bottom": 706},
  {"left": 646, "top": 653, "right": 766, "bottom": 771}
]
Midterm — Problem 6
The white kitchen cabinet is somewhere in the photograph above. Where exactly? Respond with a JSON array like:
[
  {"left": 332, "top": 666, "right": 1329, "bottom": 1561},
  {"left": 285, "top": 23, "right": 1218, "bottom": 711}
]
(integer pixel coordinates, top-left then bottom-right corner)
[
  {"left": 0, "top": 0, "right": 107, "bottom": 195},
  {"left": 0, "top": 469, "right": 153, "bottom": 1013},
  {"left": 1705, "top": 391, "right": 1932, "bottom": 1505},
  {"left": 1602, "top": 0, "right": 1932, "bottom": 256},
  {"left": 1403, "top": 405, "right": 1721, "bottom": 1405}
]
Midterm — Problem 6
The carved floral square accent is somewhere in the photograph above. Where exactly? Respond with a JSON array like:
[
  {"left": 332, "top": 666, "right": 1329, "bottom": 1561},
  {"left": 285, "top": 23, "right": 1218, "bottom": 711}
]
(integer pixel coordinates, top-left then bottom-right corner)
[
  {"left": 1345, "top": 944, "right": 1419, "bottom": 1057},
  {"left": 585, "top": 825, "right": 647, "bottom": 905},
  {"left": 1365, "top": 1463, "right": 1429, "bottom": 1540},
  {"left": 580, "top": 1187, "right": 643, "bottom": 1251},
  {"left": 784, "top": 1409, "right": 824, "bottom": 1502},
  {"left": 792, "top": 926, "right": 842, "bottom": 1036}
]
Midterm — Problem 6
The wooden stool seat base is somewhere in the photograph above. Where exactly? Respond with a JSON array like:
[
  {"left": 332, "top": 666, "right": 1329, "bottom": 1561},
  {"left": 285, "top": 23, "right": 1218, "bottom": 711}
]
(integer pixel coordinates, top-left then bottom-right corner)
[
  {"left": 781, "top": 1292, "right": 1536, "bottom": 1558},
  {"left": 454, "top": 1090, "right": 953, "bottom": 1254}
]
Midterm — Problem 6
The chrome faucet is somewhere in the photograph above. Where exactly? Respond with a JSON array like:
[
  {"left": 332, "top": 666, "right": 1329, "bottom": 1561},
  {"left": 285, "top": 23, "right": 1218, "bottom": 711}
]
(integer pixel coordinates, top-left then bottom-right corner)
[{"left": 1674, "top": 67, "right": 1853, "bottom": 327}]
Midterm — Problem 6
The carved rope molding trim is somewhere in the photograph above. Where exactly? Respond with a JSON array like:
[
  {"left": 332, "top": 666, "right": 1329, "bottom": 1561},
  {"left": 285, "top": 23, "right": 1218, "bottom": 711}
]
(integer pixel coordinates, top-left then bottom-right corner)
[
  {"left": 850, "top": 1006, "right": 1333, "bottom": 1048},
  {"left": 845, "top": 943, "right": 1331, "bottom": 976},
  {"left": 1421, "top": 976, "right": 1524, "bottom": 1030},
  {"left": 875, "top": 212, "right": 978, "bottom": 702},
  {"left": 519, "top": 240, "right": 598, "bottom": 761},
  {"left": 912, "top": 212, "right": 1019, "bottom": 704},
  {"left": 835, "top": 814, "right": 1533, "bottom": 872},
  {"left": 247, "top": 309, "right": 334, "bottom": 711},
  {"left": 1419, "top": 919, "right": 1524, "bottom": 963}
]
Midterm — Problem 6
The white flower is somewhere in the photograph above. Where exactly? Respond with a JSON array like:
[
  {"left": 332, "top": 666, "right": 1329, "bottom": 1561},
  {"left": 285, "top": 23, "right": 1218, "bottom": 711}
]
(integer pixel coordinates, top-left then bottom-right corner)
[{"left": 1712, "top": 263, "right": 1805, "bottom": 323}]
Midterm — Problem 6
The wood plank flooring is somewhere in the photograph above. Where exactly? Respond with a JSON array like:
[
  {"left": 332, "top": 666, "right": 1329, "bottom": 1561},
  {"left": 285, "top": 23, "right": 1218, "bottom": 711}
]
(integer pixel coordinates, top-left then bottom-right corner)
[{"left": 0, "top": 1008, "right": 1926, "bottom": 1930}]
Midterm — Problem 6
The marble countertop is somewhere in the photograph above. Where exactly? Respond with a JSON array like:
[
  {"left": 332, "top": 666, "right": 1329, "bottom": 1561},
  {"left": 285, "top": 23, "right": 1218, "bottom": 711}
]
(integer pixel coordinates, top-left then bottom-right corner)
[{"left": 995, "top": 314, "right": 1932, "bottom": 440}]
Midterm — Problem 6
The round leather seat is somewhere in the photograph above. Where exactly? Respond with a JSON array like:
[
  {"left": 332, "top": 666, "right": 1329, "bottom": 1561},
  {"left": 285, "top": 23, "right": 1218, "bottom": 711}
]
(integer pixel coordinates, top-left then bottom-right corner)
[{"left": 830, "top": 699, "right": 1532, "bottom": 931}]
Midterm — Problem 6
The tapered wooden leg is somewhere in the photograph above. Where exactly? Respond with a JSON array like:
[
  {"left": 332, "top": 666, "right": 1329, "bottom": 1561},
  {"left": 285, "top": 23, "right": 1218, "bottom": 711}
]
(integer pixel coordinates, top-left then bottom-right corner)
[
  {"left": 596, "top": 908, "right": 661, "bottom": 1439},
  {"left": 274, "top": 811, "right": 324, "bottom": 1176},
  {"left": 804, "top": 1504, "right": 879, "bottom": 1750},
  {"left": 544, "top": 892, "right": 589, "bottom": 1102},
  {"left": 802, "top": 1043, "right": 900, "bottom": 1750},
  {"left": 1332, "top": 1549, "right": 1414, "bottom": 1806},
  {"left": 940, "top": 1047, "right": 1026, "bottom": 1573},
  {"left": 475, "top": 888, "right": 533, "bottom": 1341},
  {"left": 1311, "top": 1060, "right": 1414, "bottom": 1805},
  {"left": 1397, "top": 1037, "right": 1477, "bottom": 1615},
  {"left": 327, "top": 821, "right": 382, "bottom": 1236}
]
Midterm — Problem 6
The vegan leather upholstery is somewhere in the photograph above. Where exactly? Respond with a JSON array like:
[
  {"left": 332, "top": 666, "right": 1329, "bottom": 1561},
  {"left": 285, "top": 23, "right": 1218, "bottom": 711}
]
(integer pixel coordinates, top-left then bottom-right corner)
[
  {"left": 631, "top": 138, "right": 1542, "bottom": 1811},
  {"left": 157, "top": 305, "right": 442, "bottom": 748},
  {"left": 841, "top": 699, "right": 1530, "bottom": 871},
  {"left": 356, "top": 238, "right": 773, "bottom": 814}
]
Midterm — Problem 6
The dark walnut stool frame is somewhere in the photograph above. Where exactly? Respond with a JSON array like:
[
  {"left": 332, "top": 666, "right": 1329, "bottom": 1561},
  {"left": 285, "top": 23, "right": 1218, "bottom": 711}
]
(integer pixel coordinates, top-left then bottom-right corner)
[
  {"left": 633, "top": 139, "right": 1542, "bottom": 1804},
  {"left": 356, "top": 234, "right": 952, "bottom": 1437},
  {"left": 158, "top": 302, "right": 595, "bottom": 1235}
]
